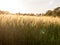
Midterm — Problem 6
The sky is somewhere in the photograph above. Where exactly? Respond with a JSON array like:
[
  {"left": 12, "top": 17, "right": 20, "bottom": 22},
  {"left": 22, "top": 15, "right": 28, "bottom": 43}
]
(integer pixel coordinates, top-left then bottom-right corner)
[{"left": 0, "top": 0, "right": 60, "bottom": 14}]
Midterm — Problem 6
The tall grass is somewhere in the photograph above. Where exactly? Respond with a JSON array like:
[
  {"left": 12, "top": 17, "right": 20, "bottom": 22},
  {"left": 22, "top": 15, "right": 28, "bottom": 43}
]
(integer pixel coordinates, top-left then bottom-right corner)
[{"left": 0, "top": 15, "right": 60, "bottom": 45}]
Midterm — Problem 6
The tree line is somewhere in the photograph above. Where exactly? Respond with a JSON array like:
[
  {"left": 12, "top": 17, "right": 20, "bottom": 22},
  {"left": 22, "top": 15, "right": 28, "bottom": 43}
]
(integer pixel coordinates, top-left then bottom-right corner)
[
  {"left": 0, "top": 7, "right": 60, "bottom": 16},
  {"left": 45, "top": 7, "right": 60, "bottom": 16}
]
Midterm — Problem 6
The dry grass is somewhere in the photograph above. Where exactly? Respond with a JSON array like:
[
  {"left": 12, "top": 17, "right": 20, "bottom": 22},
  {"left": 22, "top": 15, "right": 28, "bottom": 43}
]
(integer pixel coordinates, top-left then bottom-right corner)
[{"left": 0, "top": 15, "right": 60, "bottom": 45}]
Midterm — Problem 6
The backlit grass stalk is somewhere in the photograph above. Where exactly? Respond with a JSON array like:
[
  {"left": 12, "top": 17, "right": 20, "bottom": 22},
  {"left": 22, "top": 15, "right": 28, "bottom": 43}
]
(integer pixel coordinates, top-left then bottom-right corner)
[{"left": 0, "top": 15, "right": 60, "bottom": 45}]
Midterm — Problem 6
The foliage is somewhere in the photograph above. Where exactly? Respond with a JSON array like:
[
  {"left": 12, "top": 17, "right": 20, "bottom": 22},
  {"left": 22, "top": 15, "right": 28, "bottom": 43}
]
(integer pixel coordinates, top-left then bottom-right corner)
[
  {"left": 46, "top": 10, "right": 52, "bottom": 16},
  {"left": 54, "top": 7, "right": 60, "bottom": 16},
  {"left": 45, "top": 7, "right": 60, "bottom": 16},
  {"left": 0, "top": 10, "right": 10, "bottom": 14}
]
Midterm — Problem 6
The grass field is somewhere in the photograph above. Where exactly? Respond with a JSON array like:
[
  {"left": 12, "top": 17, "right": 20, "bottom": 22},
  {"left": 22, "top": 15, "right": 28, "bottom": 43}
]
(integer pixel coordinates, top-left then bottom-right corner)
[{"left": 0, "top": 15, "right": 60, "bottom": 45}]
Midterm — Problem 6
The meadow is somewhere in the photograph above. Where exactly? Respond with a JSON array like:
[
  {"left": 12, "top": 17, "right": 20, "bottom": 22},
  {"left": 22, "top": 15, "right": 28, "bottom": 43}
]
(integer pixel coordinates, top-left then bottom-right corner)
[{"left": 0, "top": 14, "right": 60, "bottom": 45}]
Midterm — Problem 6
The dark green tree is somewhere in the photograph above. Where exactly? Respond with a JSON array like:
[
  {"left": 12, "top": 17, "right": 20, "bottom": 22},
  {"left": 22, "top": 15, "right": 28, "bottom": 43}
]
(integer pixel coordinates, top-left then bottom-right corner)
[
  {"left": 46, "top": 10, "right": 52, "bottom": 16},
  {"left": 53, "top": 7, "right": 60, "bottom": 16}
]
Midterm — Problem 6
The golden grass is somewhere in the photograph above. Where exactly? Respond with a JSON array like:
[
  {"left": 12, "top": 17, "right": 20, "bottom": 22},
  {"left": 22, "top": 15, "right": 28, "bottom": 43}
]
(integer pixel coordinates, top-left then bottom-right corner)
[
  {"left": 0, "top": 15, "right": 60, "bottom": 26},
  {"left": 0, "top": 14, "right": 60, "bottom": 45}
]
